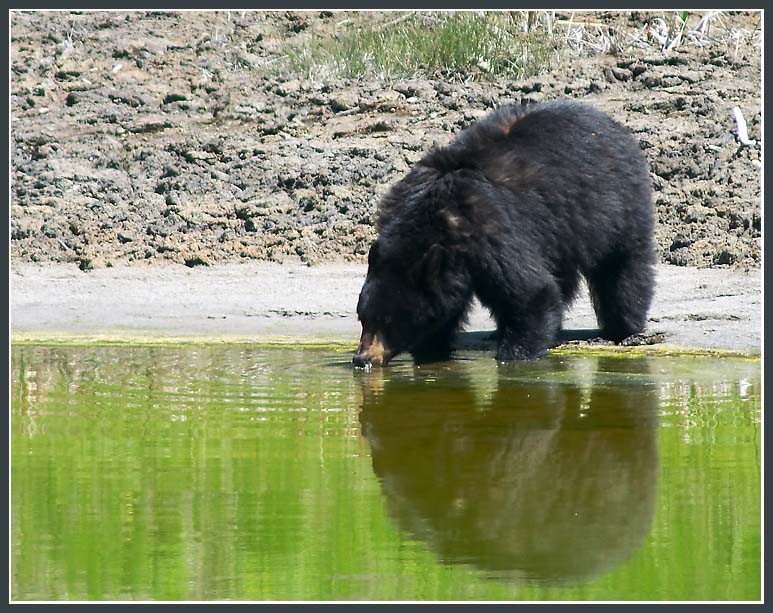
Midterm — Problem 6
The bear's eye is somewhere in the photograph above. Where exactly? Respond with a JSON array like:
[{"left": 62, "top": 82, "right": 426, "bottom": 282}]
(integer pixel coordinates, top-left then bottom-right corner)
[{"left": 383, "top": 315, "right": 393, "bottom": 326}]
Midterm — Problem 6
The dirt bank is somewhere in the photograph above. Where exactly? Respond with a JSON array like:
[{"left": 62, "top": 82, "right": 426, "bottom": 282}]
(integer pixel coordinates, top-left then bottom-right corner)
[{"left": 10, "top": 11, "right": 762, "bottom": 270}]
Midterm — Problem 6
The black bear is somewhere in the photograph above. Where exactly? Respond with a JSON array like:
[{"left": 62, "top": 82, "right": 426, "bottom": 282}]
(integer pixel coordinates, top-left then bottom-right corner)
[{"left": 353, "top": 100, "right": 656, "bottom": 367}]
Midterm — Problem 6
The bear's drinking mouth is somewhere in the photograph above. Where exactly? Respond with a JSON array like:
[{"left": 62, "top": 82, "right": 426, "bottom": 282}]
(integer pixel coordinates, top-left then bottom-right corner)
[{"left": 353, "top": 330, "right": 396, "bottom": 368}]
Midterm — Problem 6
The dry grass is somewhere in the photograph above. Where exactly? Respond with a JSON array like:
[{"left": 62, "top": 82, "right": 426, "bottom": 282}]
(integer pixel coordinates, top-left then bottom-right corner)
[{"left": 559, "top": 10, "right": 760, "bottom": 57}]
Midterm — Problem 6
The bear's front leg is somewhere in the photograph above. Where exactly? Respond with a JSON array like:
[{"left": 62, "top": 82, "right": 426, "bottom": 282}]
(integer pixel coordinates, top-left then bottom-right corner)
[
  {"left": 410, "top": 309, "right": 469, "bottom": 364},
  {"left": 492, "top": 282, "right": 563, "bottom": 361}
]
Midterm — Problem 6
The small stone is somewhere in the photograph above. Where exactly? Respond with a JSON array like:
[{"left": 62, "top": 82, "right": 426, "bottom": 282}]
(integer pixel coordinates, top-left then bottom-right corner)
[
  {"left": 163, "top": 93, "right": 187, "bottom": 105},
  {"left": 330, "top": 92, "right": 358, "bottom": 113},
  {"left": 610, "top": 67, "right": 632, "bottom": 81},
  {"left": 184, "top": 255, "right": 208, "bottom": 267},
  {"left": 276, "top": 80, "right": 301, "bottom": 97}
]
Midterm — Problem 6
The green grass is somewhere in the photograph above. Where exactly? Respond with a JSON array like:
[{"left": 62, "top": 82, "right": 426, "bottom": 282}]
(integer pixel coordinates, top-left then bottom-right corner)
[{"left": 285, "top": 12, "right": 558, "bottom": 81}]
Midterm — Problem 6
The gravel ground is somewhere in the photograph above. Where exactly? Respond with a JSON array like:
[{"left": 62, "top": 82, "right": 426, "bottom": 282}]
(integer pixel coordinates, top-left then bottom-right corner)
[{"left": 11, "top": 10, "right": 762, "bottom": 271}]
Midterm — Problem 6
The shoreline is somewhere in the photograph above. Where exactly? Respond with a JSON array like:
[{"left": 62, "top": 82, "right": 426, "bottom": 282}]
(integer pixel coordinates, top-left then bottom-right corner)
[{"left": 11, "top": 261, "right": 761, "bottom": 358}]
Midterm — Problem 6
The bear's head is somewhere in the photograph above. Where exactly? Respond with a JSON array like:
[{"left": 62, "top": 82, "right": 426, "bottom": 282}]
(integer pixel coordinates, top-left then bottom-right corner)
[
  {"left": 352, "top": 163, "right": 482, "bottom": 368},
  {"left": 353, "top": 201, "right": 473, "bottom": 367}
]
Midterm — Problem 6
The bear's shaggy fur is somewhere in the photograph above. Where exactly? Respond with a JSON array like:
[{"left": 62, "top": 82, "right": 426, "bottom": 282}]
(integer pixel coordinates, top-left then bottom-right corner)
[{"left": 354, "top": 100, "right": 656, "bottom": 366}]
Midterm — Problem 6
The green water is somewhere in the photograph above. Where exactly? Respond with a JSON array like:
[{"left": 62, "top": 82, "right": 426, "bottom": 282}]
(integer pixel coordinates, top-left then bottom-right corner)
[{"left": 10, "top": 345, "right": 761, "bottom": 601}]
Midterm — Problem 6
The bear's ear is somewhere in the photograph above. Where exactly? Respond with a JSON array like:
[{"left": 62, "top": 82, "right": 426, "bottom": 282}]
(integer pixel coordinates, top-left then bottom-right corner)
[
  {"left": 409, "top": 244, "right": 445, "bottom": 286},
  {"left": 412, "top": 244, "right": 459, "bottom": 292}
]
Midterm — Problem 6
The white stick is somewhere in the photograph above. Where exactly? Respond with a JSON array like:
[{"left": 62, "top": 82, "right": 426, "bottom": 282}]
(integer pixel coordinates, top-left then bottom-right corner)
[{"left": 732, "top": 106, "right": 756, "bottom": 146}]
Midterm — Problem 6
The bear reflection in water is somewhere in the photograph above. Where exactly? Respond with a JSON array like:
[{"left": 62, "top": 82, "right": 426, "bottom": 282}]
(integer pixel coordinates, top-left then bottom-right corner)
[{"left": 357, "top": 356, "right": 658, "bottom": 584}]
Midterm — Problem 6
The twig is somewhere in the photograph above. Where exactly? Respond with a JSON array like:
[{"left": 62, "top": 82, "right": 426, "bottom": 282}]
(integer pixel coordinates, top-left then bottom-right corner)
[
  {"left": 732, "top": 107, "right": 756, "bottom": 146},
  {"left": 666, "top": 31, "right": 682, "bottom": 51},
  {"left": 554, "top": 20, "right": 607, "bottom": 28},
  {"left": 374, "top": 13, "right": 414, "bottom": 31},
  {"left": 733, "top": 31, "right": 742, "bottom": 59},
  {"left": 564, "top": 12, "right": 574, "bottom": 42},
  {"left": 697, "top": 10, "right": 723, "bottom": 36},
  {"left": 334, "top": 105, "right": 362, "bottom": 116}
]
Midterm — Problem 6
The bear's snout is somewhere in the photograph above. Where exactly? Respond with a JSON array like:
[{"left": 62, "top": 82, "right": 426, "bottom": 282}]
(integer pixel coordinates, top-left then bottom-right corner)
[
  {"left": 352, "top": 352, "right": 372, "bottom": 368},
  {"left": 353, "top": 330, "right": 391, "bottom": 368}
]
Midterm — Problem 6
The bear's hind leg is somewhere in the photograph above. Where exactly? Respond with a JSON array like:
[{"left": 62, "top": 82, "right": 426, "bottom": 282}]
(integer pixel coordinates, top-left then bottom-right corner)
[{"left": 587, "top": 250, "right": 655, "bottom": 343}]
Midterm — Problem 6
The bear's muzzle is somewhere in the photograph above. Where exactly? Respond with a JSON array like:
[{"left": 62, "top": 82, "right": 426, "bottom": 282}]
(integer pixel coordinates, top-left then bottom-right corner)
[{"left": 352, "top": 330, "right": 394, "bottom": 368}]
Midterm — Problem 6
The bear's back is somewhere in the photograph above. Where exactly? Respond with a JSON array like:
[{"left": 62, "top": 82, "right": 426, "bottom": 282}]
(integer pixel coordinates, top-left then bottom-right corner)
[{"left": 429, "top": 101, "right": 643, "bottom": 174}]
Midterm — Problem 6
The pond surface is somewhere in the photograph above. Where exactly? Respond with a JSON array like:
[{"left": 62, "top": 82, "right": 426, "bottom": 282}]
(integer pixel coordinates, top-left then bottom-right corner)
[{"left": 11, "top": 345, "right": 760, "bottom": 601}]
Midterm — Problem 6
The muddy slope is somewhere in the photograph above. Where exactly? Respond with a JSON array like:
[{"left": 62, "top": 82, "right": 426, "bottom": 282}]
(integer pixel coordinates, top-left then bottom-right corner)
[{"left": 10, "top": 11, "right": 762, "bottom": 270}]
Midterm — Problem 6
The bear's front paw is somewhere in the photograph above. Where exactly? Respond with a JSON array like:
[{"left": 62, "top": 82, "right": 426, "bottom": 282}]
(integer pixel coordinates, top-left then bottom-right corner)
[
  {"left": 495, "top": 341, "right": 546, "bottom": 362},
  {"left": 411, "top": 348, "right": 453, "bottom": 364}
]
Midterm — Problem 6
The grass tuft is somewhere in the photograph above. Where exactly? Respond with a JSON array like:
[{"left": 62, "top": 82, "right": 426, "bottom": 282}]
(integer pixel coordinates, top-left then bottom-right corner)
[{"left": 285, "top": 12, "right": 558, "bottom": 81}]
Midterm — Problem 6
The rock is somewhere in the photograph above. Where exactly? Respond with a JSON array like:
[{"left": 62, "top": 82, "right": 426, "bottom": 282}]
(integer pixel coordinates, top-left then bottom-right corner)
[
  {"left": 605, "top": 66, "right": 632, "bottom": 82},
  {"left": 330, "top": 92, "right": 359, "bottom": 113}
]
